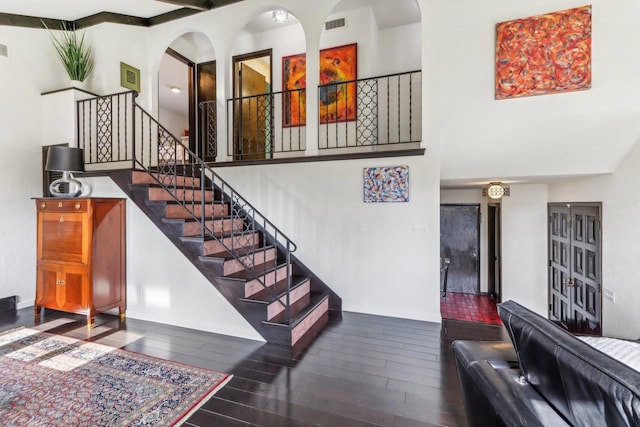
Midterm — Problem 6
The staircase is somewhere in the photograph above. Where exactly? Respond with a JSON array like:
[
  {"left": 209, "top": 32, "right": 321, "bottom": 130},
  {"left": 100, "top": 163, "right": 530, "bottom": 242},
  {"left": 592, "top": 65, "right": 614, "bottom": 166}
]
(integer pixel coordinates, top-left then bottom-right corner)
[
  {"left": 109, "top": 168, "right": 340, "bottom": 348},
  {"left": 76, "top": 90, "right": 340, "bottom": 347}
]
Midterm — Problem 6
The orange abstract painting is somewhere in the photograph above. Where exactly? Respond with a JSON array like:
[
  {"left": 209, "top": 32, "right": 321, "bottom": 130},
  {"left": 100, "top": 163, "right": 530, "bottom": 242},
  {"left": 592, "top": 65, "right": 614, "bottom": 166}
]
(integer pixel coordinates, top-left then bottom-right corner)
[
  {"left": 495, "top": 6, "right": 591, "bottom": 100},
  {"left": 282, "top": 53, "right": 306, "bottom": 127},
  {"left": 282, "top": 43, "right": 357, "bottom": 126}
]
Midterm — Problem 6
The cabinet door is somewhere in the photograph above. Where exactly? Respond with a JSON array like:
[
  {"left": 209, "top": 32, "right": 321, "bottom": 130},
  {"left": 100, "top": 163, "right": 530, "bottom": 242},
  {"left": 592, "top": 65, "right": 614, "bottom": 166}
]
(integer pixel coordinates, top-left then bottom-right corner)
[
  {"left": 58, "top": 269, "right": 87, "bottom": 312},
  {"left": 36, "top": 268, "right": 60, "bottom": 309},
  {"left": 38, "top": 212, "right": 88, "bottom": 264},
  {"left": 36, "top": 265, "right": 89, "bottom": 313}
]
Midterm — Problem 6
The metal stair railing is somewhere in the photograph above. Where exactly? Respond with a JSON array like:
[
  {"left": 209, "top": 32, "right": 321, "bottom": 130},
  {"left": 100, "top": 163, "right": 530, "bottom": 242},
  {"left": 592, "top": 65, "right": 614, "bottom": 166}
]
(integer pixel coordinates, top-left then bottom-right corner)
[{"left": 77, "top": 91, "right": 297, "bottom": 323}]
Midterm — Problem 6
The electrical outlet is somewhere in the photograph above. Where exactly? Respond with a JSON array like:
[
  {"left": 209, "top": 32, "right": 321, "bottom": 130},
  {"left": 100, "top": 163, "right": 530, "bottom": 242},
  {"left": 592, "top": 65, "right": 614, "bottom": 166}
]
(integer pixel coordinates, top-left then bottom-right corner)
[{"left": 603, "top": 288, "right": 615, "bottom": 302}]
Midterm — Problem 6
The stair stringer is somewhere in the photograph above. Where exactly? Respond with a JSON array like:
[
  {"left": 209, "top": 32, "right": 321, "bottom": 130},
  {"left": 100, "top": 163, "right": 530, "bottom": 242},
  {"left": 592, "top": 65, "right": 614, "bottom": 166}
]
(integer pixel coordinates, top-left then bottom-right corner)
[{"left": 108, "top": 169, "right": 341, "bottom": 347}]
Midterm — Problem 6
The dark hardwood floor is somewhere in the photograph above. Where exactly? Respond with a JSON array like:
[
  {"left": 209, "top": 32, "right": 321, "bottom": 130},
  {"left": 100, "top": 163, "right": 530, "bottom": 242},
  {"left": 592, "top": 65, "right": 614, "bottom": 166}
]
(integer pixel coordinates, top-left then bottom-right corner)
[{"left": 0, "top": 307, "right": 509, "bottom": 426}]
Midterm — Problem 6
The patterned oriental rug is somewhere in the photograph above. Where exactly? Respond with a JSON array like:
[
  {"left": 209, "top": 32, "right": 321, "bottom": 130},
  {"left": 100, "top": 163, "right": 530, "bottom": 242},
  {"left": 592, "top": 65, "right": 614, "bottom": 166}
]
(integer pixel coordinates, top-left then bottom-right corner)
[{"left": 0, "top": 327, "right": 231, "bottom": 426}]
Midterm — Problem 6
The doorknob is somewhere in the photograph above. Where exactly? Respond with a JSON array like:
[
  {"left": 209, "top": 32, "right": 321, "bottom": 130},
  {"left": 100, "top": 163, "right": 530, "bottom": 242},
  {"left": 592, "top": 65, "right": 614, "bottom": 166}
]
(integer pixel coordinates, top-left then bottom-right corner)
[{"left": 564, "top": 278, "right": 575, "bottom": 287}]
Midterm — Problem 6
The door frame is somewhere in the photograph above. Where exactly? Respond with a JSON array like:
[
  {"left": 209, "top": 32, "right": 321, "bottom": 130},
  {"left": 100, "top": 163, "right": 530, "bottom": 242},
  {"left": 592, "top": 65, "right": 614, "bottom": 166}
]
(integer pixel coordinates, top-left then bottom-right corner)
[
  {"left": 165, "top": 48, "right": 196, "bottom": 153},
  {"left": 487, "top": 203, "right": 502, "bottom": 301},
  {"left": 547, "top": 202, "right": 603, "bottom": 335},
  {"left": 196, "top": 59, "right": 216, "bottom": 162},
  {"left": 232, "top": 49, "right": 272, "bottom": 160}
]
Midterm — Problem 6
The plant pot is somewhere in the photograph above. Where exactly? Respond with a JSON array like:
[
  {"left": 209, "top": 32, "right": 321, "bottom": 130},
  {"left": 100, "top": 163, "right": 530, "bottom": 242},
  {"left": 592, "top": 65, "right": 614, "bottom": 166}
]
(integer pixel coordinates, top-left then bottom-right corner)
[{"left": 70, "top": 79, "right": 87, "bottom": 90}]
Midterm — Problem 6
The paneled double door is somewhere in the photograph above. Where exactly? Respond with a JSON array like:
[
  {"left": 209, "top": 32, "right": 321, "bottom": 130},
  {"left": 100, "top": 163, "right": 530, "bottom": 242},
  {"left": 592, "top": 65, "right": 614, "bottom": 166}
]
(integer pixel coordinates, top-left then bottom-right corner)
[{"left": 548, "top": 204, "right": 602, "bottom": 335}]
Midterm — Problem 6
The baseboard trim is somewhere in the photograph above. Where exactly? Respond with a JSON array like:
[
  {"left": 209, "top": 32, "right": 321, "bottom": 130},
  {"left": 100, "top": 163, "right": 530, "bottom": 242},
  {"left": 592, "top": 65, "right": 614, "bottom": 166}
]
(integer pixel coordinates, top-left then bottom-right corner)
[{"left": 0, "top": 296, "right": 17, "bottom": 314}]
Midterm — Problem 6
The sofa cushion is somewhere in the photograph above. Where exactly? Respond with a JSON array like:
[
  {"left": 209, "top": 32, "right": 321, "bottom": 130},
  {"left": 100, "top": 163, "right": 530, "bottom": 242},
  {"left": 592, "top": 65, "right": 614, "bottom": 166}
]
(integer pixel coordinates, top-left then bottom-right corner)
[
  {"left": 453, "top": 340, "right": 570, "bottom": 427},
  {"left": 498, "top": 300, "right": 640, "bottom": 427}
]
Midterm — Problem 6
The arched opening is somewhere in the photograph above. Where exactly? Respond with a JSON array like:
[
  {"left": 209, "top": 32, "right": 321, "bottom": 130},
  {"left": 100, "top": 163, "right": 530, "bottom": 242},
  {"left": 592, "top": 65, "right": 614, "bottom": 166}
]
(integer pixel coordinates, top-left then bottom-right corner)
[
  {"left": 229, "top": 9, "right": 305, "bottom": 160},
  {"left": 319, "top": 0, "right": 422, "bottom": 151},
  {"left": 158, "top": 32, "right": 216, "bottom": 161}
]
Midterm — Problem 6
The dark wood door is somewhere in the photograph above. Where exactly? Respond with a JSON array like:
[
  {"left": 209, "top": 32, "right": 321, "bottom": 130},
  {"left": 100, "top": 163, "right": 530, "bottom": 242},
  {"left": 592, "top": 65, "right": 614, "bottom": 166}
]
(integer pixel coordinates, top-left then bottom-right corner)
[
  {"left": 197, "top": 60, "right": 216, "bottom": 162},
  {"left": 548, "top": 204, "right": 601, "bottom": 335},
  {"left": 237, "top": 63, "right": 267, "bottom": 160},
  {"left": 440, "top": 204, "right": 480, "bottom": 294}
]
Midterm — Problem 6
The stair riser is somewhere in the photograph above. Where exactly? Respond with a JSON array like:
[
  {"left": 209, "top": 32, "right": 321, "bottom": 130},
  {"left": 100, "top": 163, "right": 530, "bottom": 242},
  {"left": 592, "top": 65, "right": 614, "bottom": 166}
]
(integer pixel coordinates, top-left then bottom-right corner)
[
  {"left": 267, "top": 281, "right": 310, "bottom": 321},
  {"left": 202, "top": 233, "right": 260, "bottom": 255},
  {"left": 165, "top": 203, "right": 229, "bottom": 219},
  {"left": 132, "top": 171, "right": 201, "bottom": 187},
  {"left": 148, "top": 187, "right": 214, "bottom": 202},
  {"left": 224, "top": 248, "right": 277, "bottom": 276},
  {"left": 245, "top": 265, "right": 292, "bottom": 298},
  {"left": 183, "top": 219, "right": 244, "bottom": 237},
  {"left": 291, "top": 297, "right": 330, "bottom": 346}
]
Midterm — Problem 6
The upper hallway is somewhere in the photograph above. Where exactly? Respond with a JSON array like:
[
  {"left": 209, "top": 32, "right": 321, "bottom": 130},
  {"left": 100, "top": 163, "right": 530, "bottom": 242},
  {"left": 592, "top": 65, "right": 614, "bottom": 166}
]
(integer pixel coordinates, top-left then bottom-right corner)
[{"left": 7, "top": 0, "right": 640, "bottom": 185}]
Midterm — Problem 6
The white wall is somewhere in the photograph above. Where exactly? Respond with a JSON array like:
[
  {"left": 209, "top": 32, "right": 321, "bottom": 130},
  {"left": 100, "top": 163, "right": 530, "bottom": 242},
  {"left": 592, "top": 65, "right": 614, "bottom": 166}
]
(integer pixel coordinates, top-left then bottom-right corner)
[
  {"left": 0, "top": 26, "right": 70, "bottom": 308},
  {"left": 549, "top": 141, "right": 640, "bottom": 340},
  {"left": 217, "top": 156, "right": 441, "bottom": 322},
  {"left": 440, "top": 190, "right": 491, "bottom": 293},
  {"left": 500, "top": 184, "right": 549, "bottom": 316},
  {"left": 378, "top": 22, "right": 421, "bottom": 75},
  {"left": 428, "top": 0, "right": 640, "bottom": 182},
  {"left": 158, "top": 107, "right": 188, "bottom": 139}
]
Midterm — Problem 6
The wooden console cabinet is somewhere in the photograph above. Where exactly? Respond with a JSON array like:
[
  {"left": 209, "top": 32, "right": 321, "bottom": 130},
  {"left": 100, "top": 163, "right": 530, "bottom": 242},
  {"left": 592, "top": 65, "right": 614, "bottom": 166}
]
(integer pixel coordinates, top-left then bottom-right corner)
[{"left": 34, "top": 198, "right": 126, "bottom": 327}]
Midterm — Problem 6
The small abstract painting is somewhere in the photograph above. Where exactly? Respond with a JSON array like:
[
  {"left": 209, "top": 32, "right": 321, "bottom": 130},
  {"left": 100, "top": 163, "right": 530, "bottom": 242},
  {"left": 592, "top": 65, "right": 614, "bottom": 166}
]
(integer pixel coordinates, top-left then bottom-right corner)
[
  {"left": 282, "top": 43, "right": 357, "bottom": 126},
  {"left": 495, "top": 6, "right": 591, "bottom": 100},
  {"left": 363, "top": 166, "right": 409, "bottom": 203}
]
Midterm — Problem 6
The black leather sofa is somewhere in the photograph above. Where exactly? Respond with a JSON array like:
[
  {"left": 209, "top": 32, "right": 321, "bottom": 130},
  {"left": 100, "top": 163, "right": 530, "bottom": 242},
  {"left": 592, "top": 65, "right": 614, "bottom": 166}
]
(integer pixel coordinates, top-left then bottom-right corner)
[{"left": 452, "top": 300, "right": 640, "bottom": 427}]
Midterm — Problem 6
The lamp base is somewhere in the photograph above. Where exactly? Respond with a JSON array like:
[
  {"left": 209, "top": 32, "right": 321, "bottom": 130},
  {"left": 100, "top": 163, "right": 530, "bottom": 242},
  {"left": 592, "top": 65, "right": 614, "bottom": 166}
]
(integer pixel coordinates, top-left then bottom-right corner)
[{"left": 49, "top": 171, "right": 84, "bottom": 198}]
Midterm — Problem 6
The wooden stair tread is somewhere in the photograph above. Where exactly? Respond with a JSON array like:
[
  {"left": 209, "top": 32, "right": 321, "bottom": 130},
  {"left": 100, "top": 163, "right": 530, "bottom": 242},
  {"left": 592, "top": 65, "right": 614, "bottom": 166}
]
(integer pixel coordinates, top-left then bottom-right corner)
[
  {"left": 162, "top": 215, "right": 240, "bottom": 224},
  {"left": 263, "top": 292, "right": 329, "bottom": 328},
  {"left": 240, "top": 276, "right": 309, "bottom": 304},
  {"left": 199, "top": 245, "right": 276, "bottom": 262},
  {"left": 222, "top": 261, "right": 287, "bottom": 281},
  {"left": 181, "top": 231, "right": 257, "bottom": 242}
]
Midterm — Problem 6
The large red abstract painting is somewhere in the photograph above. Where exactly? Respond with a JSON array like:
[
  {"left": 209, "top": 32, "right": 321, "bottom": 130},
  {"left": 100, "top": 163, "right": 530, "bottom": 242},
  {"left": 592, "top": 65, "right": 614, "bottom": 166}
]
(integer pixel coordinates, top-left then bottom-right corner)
[
  {"left": 495, "top": 6, "right": 591, "bottom": 100},
  {"left": 282, "top": 43, "right": 357, "bottom": 126}
]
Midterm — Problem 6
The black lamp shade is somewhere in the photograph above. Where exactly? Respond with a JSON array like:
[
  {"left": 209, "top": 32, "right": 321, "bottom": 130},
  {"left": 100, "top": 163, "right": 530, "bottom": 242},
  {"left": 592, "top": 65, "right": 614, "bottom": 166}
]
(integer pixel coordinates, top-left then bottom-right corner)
[{"left": 45, "top": 146, "right": 85, "bottom": 172}]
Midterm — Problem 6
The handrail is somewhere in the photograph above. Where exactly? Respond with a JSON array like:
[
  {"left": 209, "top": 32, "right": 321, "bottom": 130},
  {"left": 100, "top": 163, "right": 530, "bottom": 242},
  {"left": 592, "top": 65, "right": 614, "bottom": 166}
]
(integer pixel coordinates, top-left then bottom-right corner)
[
  {"left": 316, "top": 69, "right": 421, "bottom": 89},
  {"left": 78, "top": 91, "right": 297, "bottom": 322}
]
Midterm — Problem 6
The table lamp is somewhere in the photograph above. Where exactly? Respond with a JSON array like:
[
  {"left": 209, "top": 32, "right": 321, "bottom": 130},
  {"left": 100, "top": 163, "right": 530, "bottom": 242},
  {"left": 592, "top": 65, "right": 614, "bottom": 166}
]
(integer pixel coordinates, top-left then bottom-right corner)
[{"left": 45, "top": 146, "right": 85, "bottom": 197}]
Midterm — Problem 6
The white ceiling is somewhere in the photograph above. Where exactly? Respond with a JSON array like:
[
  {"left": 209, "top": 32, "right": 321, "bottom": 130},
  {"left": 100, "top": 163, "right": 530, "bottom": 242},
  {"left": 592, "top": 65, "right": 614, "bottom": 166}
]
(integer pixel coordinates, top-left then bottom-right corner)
[
  {"left": 0, "top": 0, "right": 180, "bottom": 21},
  {"left": 0, "top": 0, "right": 419, "bottom": 31}
]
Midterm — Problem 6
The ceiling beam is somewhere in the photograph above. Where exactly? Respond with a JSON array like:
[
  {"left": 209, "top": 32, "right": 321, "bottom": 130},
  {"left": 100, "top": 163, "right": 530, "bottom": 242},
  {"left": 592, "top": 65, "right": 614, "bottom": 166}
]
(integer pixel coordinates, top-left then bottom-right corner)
[
  {"left": 154, "top": 0, "right": 212, "bottom": 11},
  {"left": 0, "top": 13, "right": 67, "bottom": 29},
  {"left": 75, "top": 12, "right": 148, "bottom": 29}
]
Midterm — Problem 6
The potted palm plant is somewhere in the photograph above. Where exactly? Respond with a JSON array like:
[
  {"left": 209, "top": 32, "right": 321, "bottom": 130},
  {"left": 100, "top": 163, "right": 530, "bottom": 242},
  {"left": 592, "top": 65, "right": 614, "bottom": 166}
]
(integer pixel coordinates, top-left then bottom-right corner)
[{"left": 45, "top": 22, "right": 94, "bottom": 87}]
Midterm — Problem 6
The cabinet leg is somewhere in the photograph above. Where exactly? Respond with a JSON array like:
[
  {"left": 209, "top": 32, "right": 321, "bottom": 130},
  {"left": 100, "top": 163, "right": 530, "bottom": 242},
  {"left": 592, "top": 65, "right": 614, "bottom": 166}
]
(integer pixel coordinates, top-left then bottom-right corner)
[
  {"left": 86, "top": 317, "right": 95, "bottom": 329},
  {"left": 119, "top": 306, "right": 126, "bottom": 320},
  {"left": 34, "top": 305, "right": 41, "bottom": 319}
]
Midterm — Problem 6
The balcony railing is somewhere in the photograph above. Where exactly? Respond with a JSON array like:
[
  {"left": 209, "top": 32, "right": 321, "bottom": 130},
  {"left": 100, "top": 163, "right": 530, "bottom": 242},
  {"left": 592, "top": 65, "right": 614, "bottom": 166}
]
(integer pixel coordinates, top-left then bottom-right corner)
[
  {"left": 222, "top": 87, "right": 307, "bottom": 161},
  {"left": 318, "top": 70, "right": 421, "bottom": 151},
  {"left": 220, "top": 69, "right": 421, "bottom": 160},
  {"left": 77, "top": 70, "right": 422, "bottom": 169}
]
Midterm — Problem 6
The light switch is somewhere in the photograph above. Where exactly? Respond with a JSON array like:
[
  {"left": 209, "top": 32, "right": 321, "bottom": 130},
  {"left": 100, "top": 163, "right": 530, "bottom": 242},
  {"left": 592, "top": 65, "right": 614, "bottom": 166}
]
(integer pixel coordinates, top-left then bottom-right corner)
[{"left": 603, "top": 288, "right": 615, "bottom": 302}]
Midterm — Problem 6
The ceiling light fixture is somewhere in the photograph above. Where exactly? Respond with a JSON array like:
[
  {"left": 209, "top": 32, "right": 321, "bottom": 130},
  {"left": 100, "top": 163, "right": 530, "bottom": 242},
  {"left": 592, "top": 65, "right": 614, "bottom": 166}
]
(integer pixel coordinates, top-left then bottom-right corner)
[
  {"left": 482, "top": 182, "right": 510, "bottom": 199},
  {"left": 170, "top": 86, "right": 181, "bottom": 93},
  {"left": 272, "top": 10, "right": 289, "bottom": 24}
]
